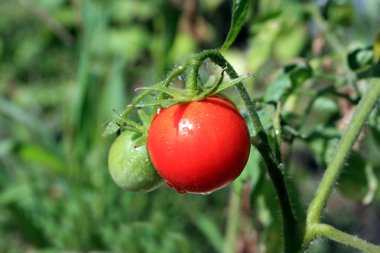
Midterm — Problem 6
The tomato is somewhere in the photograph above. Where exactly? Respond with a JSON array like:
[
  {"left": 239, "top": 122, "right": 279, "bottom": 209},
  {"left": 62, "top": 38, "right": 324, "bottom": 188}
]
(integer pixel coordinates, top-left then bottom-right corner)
[
  {"left": 147, "top": 96, "right": 251, "bottom": 194},
  {"left": 108, "top": 131, "right": 163, "bottom": 192}
]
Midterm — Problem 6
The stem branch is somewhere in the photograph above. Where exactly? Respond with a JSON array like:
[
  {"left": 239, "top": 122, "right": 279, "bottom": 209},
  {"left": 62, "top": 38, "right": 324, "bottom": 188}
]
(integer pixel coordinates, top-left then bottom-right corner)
[
  {"left": 306, "top": 79, "right": 380, "bottom": 226},
  {"left": 309, "top": 224, "right": 380, "bottom": 253}
]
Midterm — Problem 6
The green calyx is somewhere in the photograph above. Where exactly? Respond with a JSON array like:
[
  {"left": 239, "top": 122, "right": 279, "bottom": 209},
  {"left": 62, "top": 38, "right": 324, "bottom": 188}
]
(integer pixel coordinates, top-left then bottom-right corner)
[
  {"left": 135, "top": 71, "right": 251, "bottom": 107},
  {"left": 103, "top": 50, "right": 252, "bottom": 138}
]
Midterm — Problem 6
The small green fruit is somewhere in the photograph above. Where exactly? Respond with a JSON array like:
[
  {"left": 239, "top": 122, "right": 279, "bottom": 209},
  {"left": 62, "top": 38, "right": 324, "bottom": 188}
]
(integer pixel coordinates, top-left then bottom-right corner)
[{"left": 108, "top": 131, "right": 162, "bottom": 192}]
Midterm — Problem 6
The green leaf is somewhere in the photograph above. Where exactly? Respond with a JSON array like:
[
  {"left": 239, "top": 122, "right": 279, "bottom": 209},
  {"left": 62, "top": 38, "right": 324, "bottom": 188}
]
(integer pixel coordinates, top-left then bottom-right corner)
[
  {"left": 214, "top": 74, "right": 252, "bottom": 93},
  {"left": 0, "top": 185, "right": 29, "bottom": 206},
  {"left": 309, "top": 96, "right": 340, "bottom": 125},
  {"left": 264, "top": 74, "right": 292, "bottom": 103},
  {"left": 347, "top": 46, "right": 373, "bottom": 71},
  {"left": 198, "top": 74, "right": 252, "bottom": 98},
  {"left": 346, "top": 42, "right": 380, "bottom": 79},
  {"left": 273, "top": 18, "right": 307, "bottom": 60},
  {"left": 257, "top": 105, "right": 276, "bottom": 131},
  {"left": 238, "top": 148, "right": 263, "bottom": 190},
  {"left": 220, "top": 0, "right": 251, "bottom": 51},
  {"left": 285, "top": 62, "right": 313, "bottom": 87},
  {"left": 137, "top": 86, "right": 185, "bottom": 99},
  {"left": 102, "top": 120, "right": 120, "bottom": 136},
  {"left": 18, "top": 144, "right": 66, "bottom": 174},
  {"left": 135, "top": 98, "right": 179, "bottom": 108},
  {"left": 265, "top": 62, "right": 312, "bottom": 103}
]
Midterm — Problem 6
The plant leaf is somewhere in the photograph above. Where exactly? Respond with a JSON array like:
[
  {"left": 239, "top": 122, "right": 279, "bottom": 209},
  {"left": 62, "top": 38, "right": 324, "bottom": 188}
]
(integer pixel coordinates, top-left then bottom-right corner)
[
  {"left": 285, "top": 62, "right": 313, "bottom": 87},
  {"left": 220, "top": 0, "right": 251, "bottom": 51},
  {"left": 102, "top": 120, "right": 120, "bottom": 136},
  {"left": 137, "top": 86, "right": 185, "bottom": 99},
  {"left": 374, "top": 30, "right": 380, "bottom": 62},
  {"left": 347, "top": 46, "right": 373, "bottom": 71},
  {"left": 18, "top": 144, "right": 66, "bottom": 174},
  {"left": 215, "top": 74, "right": 252, "bottom": 93},
  {"left": 264, "top": 74, "right": 292, "bottom": 103}
]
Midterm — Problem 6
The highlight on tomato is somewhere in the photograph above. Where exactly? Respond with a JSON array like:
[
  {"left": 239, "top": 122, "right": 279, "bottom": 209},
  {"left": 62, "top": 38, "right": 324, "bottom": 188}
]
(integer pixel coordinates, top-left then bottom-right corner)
[{"left": 147, "top": 96, "right": 251, "bottom": 194}]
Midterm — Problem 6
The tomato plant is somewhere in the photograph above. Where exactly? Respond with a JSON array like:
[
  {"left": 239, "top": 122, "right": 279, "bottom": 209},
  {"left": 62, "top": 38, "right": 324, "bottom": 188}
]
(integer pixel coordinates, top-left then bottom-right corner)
[
  {"left": 147, "top": 96, "right": 251, "bottom": 194},
  {"left": 101, "top": 1, "right": 380, "bottom": 251},
  {"left": 108, "top": 131, "right": 162, "bottom": 192}
]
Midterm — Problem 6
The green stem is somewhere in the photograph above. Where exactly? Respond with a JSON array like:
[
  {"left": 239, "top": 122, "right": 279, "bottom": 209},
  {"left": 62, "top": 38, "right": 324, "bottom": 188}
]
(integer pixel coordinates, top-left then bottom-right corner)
[
  {"left": 193, "top": 49, "right": 300, "bottom": 252},
  {"left": 308, "top": 224, "right": 380, "bottom": 253},
  {"left": 185, "top": 57, "right": 203, "bottom": 95},
  {"left": 120, "top": 88, "right": 157, "bottom": 118},
  {"left": 251, "top": 136, "right": 301, "bottom": 252},
  {"left": 185, "top": 50, "right": 231, "bottom": 96},
  {"left": 120, "top": 65, "right": 187, "bottom": 118},
  {"left": 162, "top": 65, "right": 187, "bottom": 88},
  {"left": 153, "top": 65, "right": 187, "bottom": 112},
  {"left": 195, "top": 50, "right": 266, "bottom": 134},
  {"left": 306, "top": 79, "right": 380, "bottom": 227}
]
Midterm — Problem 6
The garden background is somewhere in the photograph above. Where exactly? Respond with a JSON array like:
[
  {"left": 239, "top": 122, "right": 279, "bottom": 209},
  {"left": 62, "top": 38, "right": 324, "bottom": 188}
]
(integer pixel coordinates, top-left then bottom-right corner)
[{"left": 1, "top": 0, "right": 380, "bottom": 252}]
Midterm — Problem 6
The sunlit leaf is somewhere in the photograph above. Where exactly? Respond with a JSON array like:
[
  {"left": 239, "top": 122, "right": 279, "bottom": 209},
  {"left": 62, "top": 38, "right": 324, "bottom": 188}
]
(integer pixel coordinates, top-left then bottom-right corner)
[{"left": 220, "top": 0, "right": 251, "bottom": 51}]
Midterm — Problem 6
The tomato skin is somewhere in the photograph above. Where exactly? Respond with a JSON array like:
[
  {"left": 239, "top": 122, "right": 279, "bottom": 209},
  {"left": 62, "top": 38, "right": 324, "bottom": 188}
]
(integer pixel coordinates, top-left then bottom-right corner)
[
  {"left": 147, "top": 96, "right": 251, "bottom": 194},
  {"left": 108, "top": 131, "right": 163, "bottom": 192}
]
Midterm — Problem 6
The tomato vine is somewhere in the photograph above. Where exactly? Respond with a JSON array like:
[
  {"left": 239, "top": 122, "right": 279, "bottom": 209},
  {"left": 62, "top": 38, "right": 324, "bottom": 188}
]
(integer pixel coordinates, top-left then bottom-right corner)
[{"left": 105, "top": 1, "right": 380, "bottom": 252}]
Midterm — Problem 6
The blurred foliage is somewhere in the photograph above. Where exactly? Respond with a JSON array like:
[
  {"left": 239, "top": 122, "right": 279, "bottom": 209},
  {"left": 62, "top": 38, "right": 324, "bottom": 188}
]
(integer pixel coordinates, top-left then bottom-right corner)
[{"left": 0, "top": 0, "right": 380, "bottom": 252}]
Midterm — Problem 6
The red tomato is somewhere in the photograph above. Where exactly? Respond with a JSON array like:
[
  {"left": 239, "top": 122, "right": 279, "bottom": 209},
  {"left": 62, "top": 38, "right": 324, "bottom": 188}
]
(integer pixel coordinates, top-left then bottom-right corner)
[{"left": 147, "top": 96, "right": 251, "bottom": 194}]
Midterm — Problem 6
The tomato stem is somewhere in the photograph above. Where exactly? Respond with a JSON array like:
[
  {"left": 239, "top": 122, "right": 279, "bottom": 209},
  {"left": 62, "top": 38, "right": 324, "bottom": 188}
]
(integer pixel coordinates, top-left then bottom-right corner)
[
  {"left": 185, "top": 58, "right": 202, "bottom": 95},
  {"left": 304, "top": 224, "right": 380, "bottom": 253},
  {"left": 304, "top": 79, "right": 380, "bottom": 246},
  {"left": 119, "top": 66, "right": 187, "bottom": 123}
]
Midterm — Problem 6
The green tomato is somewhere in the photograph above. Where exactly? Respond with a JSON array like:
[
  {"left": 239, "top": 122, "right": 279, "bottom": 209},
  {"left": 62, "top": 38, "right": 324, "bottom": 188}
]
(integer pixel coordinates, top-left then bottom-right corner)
[{"left": 108, "top": 131, "right": 162, "bottom": 192}]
